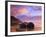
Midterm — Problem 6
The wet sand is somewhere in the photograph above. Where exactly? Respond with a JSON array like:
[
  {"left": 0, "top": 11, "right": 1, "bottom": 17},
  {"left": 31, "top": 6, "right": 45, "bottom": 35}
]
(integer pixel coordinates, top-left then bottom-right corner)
[{"left": 11, "top": 20, "right": 42, "bottom": 32}]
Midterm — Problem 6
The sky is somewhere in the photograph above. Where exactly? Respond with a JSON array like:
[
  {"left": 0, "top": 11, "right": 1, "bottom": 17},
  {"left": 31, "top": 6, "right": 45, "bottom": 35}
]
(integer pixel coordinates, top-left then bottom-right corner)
[{"left": 10, "top": 5, "right": 42, "bottom": 17}]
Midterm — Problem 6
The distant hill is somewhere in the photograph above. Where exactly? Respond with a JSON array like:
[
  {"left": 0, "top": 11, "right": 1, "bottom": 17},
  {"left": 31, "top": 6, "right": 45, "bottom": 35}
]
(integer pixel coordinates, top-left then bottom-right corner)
[
  {"left": 30, "top": 16, "right": 41, "bottom": 20},
  {"left": 16, "top": 15, "right": 41, "bottom": 22}
]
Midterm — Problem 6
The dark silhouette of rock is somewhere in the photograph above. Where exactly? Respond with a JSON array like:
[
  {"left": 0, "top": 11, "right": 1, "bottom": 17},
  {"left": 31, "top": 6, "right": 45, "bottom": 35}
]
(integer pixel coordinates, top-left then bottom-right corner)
[
  {"left": 16, "top": 23, "right": 26, "bottom": 31},
  {"left": 27, "top": 22, "right": 34, "bottom": 30},
  {"left": 16, "top": 22, "right": 34, "bottom": 31},
  {"left": 20, "top": 23, "right": 26, "bottom": 29}
]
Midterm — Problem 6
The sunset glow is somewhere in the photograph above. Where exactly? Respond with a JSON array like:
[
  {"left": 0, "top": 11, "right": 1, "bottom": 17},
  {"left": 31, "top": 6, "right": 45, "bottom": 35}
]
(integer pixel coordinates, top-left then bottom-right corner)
[{"left": 10, "top": 5, "right": 42, "bottom": 32}]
